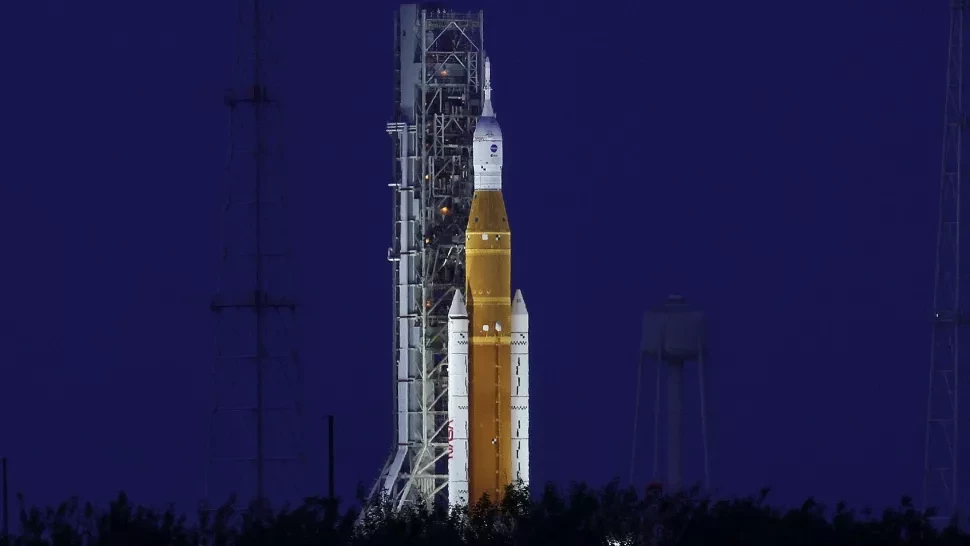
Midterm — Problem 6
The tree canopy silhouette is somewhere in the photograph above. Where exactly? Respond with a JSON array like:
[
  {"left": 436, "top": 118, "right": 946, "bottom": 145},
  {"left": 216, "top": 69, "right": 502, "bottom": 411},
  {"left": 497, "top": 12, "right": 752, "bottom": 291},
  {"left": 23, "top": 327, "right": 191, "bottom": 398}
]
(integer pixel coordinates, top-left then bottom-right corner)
[{"left": 0, "top": 481, "right": 964, "bottom": 545}]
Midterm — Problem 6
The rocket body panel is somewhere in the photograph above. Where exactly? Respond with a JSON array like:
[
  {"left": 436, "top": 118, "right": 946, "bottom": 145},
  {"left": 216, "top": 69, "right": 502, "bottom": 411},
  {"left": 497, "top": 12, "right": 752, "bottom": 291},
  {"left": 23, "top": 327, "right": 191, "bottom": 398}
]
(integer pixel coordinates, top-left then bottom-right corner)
[
  {"left": 472, "top": 118, "right": 503, "bottom": 191},
  {"left": 447, "top": 292, "right": 470, "bottom": 506},
  {"left": 465, "top": 190, "right": 512, "bottom": 503}
]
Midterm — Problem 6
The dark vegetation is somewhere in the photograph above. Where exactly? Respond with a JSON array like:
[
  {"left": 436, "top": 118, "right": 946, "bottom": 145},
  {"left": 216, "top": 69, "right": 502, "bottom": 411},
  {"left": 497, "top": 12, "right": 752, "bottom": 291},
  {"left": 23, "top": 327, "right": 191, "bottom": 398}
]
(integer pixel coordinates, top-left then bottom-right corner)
[{"left": 0, "top": 481, "right": 964, "bottom": 545}]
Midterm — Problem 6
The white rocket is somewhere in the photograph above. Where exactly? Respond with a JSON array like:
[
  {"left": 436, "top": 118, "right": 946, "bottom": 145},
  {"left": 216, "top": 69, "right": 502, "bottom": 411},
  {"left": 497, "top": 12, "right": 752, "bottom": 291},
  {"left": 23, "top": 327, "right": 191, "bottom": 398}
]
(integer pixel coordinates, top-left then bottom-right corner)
[
  {"left": 510, "top": 289, "right": 531, "bottom": 486},
  {"left": 447, "top": 57, "right": 530, "bottom": 507},
  {"left": 447, "top": 292, "right": 471, "bottom": 505}
]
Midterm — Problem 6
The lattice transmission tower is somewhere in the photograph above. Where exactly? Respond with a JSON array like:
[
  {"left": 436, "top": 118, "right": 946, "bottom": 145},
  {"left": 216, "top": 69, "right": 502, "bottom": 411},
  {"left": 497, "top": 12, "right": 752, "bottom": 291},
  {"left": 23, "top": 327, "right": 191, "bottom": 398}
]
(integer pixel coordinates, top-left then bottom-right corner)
[
  {"left": 206, "top": 0, "right": 305, "bottom": 511},
  {"left": 365, "top": 4, "right": 485, "bottom": 510},
  {"left": 924, "top": 1, "right": 970, "bottom": 523}
]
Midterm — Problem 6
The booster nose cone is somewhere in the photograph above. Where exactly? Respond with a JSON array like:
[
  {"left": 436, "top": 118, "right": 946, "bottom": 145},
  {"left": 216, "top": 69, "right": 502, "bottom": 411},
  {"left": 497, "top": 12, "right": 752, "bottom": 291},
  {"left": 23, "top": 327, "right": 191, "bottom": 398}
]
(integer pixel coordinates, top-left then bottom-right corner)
[
  {"left": 511, "top": 290, "right": 528, "bottom": 332},
  {"left": 512, "top": 290, "right": 527, "bottom": 315},
  {"left": 450, "top": 290, "right": 468, "bottom": 318}
]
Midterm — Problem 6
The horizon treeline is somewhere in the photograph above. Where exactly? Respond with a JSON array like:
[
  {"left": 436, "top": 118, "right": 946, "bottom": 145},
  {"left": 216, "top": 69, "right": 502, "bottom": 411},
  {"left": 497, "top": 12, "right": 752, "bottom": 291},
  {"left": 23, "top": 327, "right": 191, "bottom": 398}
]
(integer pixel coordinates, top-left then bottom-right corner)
[{"left": 0, "top": 481, "right": 966, "bottom": 545}]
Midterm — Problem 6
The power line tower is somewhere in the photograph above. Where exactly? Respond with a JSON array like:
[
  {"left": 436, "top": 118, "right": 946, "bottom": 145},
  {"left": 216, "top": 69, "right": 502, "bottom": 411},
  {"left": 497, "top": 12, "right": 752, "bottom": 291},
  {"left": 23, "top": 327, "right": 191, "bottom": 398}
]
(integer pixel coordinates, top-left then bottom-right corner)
[
  {"left": 924, "top": 1, "right": 969, "bottom": 523},
  {"left": 207, "top": 0, "right": 304, "bottom": 512},
  {"left": 365, "top": 4, "right": 485, "bottom": 510}
]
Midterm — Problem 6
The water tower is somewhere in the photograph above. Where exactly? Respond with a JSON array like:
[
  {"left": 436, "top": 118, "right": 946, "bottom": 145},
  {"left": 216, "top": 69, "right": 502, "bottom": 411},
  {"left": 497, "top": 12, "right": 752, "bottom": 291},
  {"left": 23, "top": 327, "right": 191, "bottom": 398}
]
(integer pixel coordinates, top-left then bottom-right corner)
[{"left": 631, "top": 294, "right": 710, "bottom": 493}]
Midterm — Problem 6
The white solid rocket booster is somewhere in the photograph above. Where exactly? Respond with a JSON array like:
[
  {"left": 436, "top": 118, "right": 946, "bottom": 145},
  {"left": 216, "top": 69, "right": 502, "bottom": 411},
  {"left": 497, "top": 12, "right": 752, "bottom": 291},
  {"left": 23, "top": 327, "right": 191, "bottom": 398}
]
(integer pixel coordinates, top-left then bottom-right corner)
[
  {"left": 511, "top": 289, "right": 530, "bottom": 485},
  {"left": 447, "top": 292, "right": 470, "bottom": 506}
]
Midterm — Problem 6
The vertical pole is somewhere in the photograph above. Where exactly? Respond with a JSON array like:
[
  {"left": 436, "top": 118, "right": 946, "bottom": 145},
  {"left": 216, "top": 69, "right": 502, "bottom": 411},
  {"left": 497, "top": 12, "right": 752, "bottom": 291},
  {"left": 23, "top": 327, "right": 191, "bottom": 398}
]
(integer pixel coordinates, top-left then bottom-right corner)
[
  {"left": 667, "top": 360, "right": 683, "bottom": 493},
  {"left": 652, "top": 357, "right": 661, "bottom": 481},
  {"left": 628, "top": 354, "right": 644, "bottom": 485},
  {"left": 2, "top": 457, "right": 8, "bottom": 540},
  {"left": 328, "top": 415, "right": 335, "bottom": 501},
  {"left": 252, "top": 0, "right": 266, "bottom": 508},
  {"left": 698, "top": 352, "right": 711, "bottom": 491},
  {"left": 954, "top": 3, "right": 965, "bottom": 516}
]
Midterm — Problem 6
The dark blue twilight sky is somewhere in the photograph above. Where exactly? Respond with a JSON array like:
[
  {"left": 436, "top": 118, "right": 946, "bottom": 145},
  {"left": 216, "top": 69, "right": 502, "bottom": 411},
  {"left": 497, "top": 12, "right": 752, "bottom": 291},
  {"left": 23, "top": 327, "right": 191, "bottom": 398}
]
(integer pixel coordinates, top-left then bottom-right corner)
[{"left": 0, "top": 0, "right": 943, "bottom": 516}]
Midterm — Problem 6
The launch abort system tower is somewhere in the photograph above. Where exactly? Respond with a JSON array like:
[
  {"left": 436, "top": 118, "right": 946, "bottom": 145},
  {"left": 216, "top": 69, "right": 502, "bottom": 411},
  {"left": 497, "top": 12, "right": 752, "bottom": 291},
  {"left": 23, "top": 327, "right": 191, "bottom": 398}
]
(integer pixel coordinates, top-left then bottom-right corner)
[
  {"left": 632, "top": 295, "right": 710, "bottom": 493},
  {"left": 368, "top": 4, "right": 486, "bottom": 508},
  {"left": 207, "top": 0, "right": 305, "bottom": 510}
]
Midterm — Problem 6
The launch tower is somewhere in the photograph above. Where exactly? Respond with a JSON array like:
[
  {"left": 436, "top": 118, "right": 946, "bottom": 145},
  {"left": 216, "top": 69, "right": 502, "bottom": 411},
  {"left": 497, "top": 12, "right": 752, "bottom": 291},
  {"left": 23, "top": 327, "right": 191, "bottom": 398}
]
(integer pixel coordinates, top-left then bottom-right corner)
[
  {"left": 368, "top": 4, "right": 486, "bottom": 509},
  {"left": 924, "top": 1, "right": 970, "bottom": 522},
  {"left": 207, "top": 0, "right": 305, "bottom": 511},
  {"left": 631, "top": 295, "right": 710, "bottom": 493}
]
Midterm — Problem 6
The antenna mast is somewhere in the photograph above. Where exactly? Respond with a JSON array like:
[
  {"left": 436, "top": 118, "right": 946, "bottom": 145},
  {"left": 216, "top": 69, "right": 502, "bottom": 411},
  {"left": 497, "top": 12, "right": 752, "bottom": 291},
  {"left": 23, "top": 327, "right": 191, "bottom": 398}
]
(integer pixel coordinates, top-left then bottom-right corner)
[
  {"left": 924, "top": 1, "right": 967, "bottom": 522},
  {"left": 207, "top": 0, "right": 305, "bottom": 511}
]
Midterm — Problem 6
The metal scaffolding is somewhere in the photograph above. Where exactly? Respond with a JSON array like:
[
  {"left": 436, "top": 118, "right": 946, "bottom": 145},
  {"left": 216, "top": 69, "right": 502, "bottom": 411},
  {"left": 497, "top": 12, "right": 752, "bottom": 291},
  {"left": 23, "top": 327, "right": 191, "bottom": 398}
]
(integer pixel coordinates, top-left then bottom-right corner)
[
  {"left": 367, "top": 4, "right": 485, "bottom": 509},
  {"left": 924, "top": 1, "right": 969, "bottom": 523},
  {"left": 206, "top": 0, "right": 305, "bottom": 512}
]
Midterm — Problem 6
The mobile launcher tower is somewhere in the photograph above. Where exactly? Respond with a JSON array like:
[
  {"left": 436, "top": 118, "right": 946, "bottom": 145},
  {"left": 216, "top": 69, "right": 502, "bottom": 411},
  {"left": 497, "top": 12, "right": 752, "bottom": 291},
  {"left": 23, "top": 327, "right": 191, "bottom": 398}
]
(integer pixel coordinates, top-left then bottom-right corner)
[{"left": 368, "top": 4, "right": 511, "bottom": 509}]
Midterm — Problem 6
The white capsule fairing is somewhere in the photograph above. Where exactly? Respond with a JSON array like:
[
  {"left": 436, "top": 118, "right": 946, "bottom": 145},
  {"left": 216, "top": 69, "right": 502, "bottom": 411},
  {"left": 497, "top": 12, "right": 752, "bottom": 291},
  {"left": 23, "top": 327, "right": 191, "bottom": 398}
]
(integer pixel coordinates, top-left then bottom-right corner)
[
  {"left": 447, "top": 291, "right": 470, "bottom": 506},
  {"left": 510, "top": 289, "right": 530, "bottom": 486},
  {"left": 473, "top": 57, "right": 502, "bottom": 191}
]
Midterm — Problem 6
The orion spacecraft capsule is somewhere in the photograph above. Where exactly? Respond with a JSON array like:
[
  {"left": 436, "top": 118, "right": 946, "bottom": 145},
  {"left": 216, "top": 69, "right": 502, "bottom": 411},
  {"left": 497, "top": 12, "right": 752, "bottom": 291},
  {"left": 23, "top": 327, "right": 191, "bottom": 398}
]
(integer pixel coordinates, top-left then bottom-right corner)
[{"left": 447, "top": 57, "right": 530, "bottom": 507}]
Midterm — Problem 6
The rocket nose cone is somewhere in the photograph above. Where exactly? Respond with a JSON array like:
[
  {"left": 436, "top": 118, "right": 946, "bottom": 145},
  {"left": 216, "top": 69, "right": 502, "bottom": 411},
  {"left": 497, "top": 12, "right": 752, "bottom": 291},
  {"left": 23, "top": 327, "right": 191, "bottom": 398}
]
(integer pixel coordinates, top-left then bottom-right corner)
[{"left": 474, "top": 116, "right": 502, "bottom": 139}]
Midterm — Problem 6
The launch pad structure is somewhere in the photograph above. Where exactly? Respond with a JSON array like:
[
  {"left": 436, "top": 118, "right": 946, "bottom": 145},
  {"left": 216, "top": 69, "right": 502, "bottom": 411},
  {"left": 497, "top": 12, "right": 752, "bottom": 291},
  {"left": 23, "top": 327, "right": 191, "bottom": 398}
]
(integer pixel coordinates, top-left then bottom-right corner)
[{"left": 367, "top": 4, "right": 486, "bottom": 509}]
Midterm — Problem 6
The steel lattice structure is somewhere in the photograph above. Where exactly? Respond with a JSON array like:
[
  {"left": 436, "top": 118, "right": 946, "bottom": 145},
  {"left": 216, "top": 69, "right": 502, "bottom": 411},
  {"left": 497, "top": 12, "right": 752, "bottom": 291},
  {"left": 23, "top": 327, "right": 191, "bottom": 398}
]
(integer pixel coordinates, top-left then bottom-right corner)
[
  {"left": 367, "top": 4, "right": 485, "bottom": 509},
  {"left": 206, "top": 0, "right": 305, "bottom": 512},
  {"left": 924, "top": 1, "right": 970, "bottom": 522}
]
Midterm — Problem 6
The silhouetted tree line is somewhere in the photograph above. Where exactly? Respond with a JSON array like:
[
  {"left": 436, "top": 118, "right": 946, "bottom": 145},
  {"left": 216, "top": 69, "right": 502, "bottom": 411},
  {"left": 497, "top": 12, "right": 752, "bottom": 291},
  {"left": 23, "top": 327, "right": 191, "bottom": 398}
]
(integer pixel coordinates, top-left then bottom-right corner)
[{"left": 0, "top": 481, "right": 966, "bottom": 545}]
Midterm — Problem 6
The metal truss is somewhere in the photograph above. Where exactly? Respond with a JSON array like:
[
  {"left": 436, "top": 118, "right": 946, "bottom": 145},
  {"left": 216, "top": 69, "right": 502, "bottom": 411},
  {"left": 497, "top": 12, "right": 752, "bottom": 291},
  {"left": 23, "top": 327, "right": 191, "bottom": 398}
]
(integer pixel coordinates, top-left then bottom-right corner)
[
  {"left": 924, "top": 0, "right": 969, "bottom": 523},
  {"left": 366, "top": 4, "right": 485, "bottom": 510},
  {"left": 206, "top": 0, "right": 305, "bottom": 513}
]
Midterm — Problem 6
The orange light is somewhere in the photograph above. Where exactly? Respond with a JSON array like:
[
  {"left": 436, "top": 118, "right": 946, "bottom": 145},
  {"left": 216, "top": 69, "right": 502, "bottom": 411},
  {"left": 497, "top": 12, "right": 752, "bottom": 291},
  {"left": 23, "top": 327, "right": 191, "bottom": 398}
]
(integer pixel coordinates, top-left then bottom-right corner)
[
  {"left": 425, "top": 237, "right": 431, "bottom": 244},
  {"left": 440, "top": 70, "right": 448, "bottom": 76},
  {"left": 440, "top": 206, "right": 450, "bottom": 215},
  {"left": 425, "top": 300, "right": 432, "bottom": 309},
  {"left": 425, "top": 174, "right": 430, "bottom": 180}
]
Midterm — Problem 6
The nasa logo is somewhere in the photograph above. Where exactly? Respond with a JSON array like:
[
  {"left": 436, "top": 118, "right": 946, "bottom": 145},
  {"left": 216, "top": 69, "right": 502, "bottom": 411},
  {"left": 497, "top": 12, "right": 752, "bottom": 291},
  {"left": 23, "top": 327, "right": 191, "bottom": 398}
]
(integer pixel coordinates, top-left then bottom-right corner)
[
  {"left": 490, "top": 144, "right": 498, "bottom": 153},
  {"left": 447, "top": 423, "right": 455, "bottom": 459}
]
